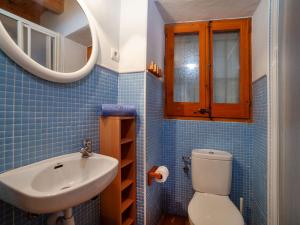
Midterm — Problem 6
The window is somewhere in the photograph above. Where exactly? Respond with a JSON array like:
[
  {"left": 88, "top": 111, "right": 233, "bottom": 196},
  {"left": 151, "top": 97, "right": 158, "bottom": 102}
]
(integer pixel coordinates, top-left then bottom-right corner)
[
  {"left": 0, "top": 9, "right": 60, "bottom": 71},
  {"left": 164, "top": 19, "right": 252, "bottom": 120}
]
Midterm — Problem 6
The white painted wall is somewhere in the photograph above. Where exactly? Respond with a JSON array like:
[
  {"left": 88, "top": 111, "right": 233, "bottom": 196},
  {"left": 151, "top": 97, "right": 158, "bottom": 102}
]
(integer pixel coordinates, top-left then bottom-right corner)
[
  {"left": 85, "top": 0, "right": 121, "bottom": 72},
  {"left": 252, "top": 0, "right": 269, "bottom": 81},
  {"left": 42, "top": 0, "right": 122, "bottom": 72},
  {"left": 41, "top": 0, "right": 159, "bottom": 73},
  {"left": 118, "top": 0, "right": 148, "bottom": 73},
  {"left": 146, "top": 0, "right": 165, "bottom": 73},
  {"left": 42, "top": 0, "right": 149, "bottom": 73},
  {"left": 86, "top": 0, "right": 163, "bottom": 73},
  {"left": 63, "top": 38, "right": 87, "bottom": 72}
]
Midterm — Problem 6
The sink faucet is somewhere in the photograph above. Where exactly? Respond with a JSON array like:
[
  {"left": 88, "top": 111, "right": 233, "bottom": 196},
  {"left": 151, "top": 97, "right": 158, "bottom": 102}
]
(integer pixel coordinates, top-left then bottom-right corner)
[{"left": 80, "top": 139, "right": 92, "bottom": 158}]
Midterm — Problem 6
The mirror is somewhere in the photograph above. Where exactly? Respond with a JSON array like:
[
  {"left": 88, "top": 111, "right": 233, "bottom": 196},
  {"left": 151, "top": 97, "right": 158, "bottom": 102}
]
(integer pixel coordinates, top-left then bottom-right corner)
[{"left": 0, "top": 0, "right": 99, "bottom": 83}]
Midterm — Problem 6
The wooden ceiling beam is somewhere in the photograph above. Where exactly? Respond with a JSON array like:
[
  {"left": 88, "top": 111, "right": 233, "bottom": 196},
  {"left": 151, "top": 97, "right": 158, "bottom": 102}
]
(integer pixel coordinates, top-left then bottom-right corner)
[
  {"left": 32, "top": 0, "right": 64, "bottom": 14},
  {"left": 0, "top": 1, "right": 44, "bottom": 23}
]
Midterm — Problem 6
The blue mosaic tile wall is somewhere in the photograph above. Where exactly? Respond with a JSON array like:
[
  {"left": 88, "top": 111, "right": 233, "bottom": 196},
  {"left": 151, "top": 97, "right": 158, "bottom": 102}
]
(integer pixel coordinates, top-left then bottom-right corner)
[
  {"left": 0, "top": 50, "right": 119, "bottom": 225},
  {"left": 145, "top": 73, "right": 164, "bottom": 225},
  {"left": 0, "top": 46, "right": 268, "bottom": 225},
  {"left": 161, "top": 78, "right": 268, "bottom": 225},
  {"left": 162, "top": 120, "right": 254, "bottom": 224},
  {"left": 251, "top": 76, "right": 268, "bottom": 225},
  {"left": 118, "top": 72, "right": 145, "bottom": 225}
]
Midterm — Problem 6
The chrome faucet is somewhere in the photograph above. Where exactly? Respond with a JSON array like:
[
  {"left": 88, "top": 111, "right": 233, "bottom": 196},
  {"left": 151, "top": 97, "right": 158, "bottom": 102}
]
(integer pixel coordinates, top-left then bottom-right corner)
[{"left": 80, "top": 139, "right": 92, "bottom": 158}]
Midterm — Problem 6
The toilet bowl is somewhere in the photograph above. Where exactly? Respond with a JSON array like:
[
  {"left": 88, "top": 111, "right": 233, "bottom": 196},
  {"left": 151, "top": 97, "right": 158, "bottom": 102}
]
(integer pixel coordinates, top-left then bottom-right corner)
[
  {"left": 188, "top": 149, "right": 244, "bottom": 225},
  {"left": 188, "top": 192, "right": 244, "bottom": 225}
]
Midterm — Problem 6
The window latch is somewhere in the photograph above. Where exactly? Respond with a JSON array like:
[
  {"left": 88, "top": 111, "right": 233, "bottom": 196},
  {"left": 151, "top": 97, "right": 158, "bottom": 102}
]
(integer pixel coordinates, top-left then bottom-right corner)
[{"left": 194, "top": 108, "right": 211, "bottom": 114}]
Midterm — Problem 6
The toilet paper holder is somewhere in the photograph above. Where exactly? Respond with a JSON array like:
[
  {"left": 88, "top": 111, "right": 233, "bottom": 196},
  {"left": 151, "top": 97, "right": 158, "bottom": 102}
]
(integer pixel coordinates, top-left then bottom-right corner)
[{"left": 147, "top": 166, "right": 163, "bottom": 186}]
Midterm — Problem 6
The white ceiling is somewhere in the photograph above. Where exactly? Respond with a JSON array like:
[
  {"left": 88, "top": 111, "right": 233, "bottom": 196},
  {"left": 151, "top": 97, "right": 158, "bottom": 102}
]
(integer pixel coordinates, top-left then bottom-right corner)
[{"left": 155, "top": 0, "right": 261, "bottom": 23}]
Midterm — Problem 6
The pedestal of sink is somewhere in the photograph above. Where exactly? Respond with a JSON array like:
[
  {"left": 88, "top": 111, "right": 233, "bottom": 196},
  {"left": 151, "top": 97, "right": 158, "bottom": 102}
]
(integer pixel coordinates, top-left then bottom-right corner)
[{"left": 47, "top": 208, "right": 75, "bottom": 225}]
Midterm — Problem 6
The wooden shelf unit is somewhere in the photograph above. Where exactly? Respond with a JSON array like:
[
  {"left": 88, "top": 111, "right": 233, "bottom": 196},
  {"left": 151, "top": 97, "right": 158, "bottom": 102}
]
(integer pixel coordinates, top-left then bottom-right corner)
[{"left": 100, "top": 116, "right": 136, "bottom": 225}]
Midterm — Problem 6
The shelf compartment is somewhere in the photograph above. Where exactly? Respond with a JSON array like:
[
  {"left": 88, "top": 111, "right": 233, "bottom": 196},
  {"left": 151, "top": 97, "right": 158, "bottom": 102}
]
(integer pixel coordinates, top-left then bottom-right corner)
[
  {"left": 122, "top": 184, "right": 135, "bottom": 207},
  {"left": 121, "top": 199, "right": 134, "bottom": 213},
  {"left": 121, "top": 159, "right": 134, "bottom": 168},
  {"left": 121, "top": 138, "right": 134, "bottom": 145},
  {"left": 121, "top": 119, "right": 135, "bottom": 140},
  {"left": 122, "top": 186, "right": 133, "bottom": 200},
  {"left": 121, "top": 163, "right": 134, "bottom": 182},
  {"left": 122, "top": 203, "right": 135, "bottom": 225},
  {"left": 121, "top": 179, "right": 133, "bottom": 191},
  {"left": 121, "top": 142, "right": 134, "bottom": 161},
  {"left": 122, "top": 218, "right": 134, "bottom": 225}
]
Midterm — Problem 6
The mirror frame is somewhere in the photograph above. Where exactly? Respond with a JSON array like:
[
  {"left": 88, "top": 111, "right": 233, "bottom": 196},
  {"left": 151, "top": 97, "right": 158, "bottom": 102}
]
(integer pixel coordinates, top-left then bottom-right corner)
[{"left": 0, "top": 0, "right": 99, "bottom": 83}]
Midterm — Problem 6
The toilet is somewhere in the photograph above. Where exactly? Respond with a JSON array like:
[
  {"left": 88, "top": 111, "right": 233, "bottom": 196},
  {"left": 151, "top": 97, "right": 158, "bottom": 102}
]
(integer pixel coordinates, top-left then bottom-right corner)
[{"left": 188, "top": 149, "right": 244, "bottom": 225}]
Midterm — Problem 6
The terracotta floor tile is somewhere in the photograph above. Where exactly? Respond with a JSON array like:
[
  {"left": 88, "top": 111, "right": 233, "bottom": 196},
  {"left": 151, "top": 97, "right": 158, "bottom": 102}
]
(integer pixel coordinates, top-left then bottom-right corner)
[{"left": 159, "top": 214, "right": 189, "bottom": 225}]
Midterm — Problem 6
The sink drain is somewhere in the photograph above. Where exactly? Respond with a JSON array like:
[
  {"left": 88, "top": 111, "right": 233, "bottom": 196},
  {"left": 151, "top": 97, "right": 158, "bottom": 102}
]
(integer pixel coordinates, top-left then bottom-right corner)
[{"left": 61, "top": 186, "right": 71, "bottom": 190}]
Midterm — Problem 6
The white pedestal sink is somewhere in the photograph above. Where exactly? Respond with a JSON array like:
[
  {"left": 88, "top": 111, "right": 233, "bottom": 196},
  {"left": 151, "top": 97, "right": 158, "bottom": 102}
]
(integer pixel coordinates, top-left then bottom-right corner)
[{"left": 0, "top": 152, "right": 118, "bottom": 224}]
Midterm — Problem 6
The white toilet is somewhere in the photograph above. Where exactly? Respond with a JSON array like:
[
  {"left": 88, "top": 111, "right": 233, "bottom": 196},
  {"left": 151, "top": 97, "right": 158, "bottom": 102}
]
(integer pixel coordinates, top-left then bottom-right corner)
[{"left": 188, "top": 149, "right": 244, "bottom": 225}]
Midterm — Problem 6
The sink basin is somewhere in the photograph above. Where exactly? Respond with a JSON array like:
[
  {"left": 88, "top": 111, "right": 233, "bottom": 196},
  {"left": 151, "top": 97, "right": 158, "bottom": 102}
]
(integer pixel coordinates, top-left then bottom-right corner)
[{"left": 0, "top": 153, "right": 118, "bottom": 214}]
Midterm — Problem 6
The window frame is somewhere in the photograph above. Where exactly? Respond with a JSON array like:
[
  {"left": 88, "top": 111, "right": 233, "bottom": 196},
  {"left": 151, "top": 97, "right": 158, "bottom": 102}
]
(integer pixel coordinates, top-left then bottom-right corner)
[
  {"left": 164, "top": 18, "right": 252, "bottom": 121},
  {"left": 165, "top": 22, "right": 209, "bottom": 118},
  {"left": 0, "top": 9, "right": 60, "bottom": 71},
  {"left": 209, "top": 19, "right": 252, "bottom": 119}
]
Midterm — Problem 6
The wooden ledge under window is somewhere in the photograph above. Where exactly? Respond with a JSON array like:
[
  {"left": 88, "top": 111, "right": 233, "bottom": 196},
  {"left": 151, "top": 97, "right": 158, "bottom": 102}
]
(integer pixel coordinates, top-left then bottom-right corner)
[{"left": 164, "top": 115, "right": 253, "bottom": 123}]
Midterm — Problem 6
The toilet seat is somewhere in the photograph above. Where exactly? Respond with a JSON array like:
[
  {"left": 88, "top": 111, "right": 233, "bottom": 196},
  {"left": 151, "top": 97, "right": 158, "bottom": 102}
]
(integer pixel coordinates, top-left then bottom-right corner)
[{"left": 188, "top": 192, "right": 244, "bottom": 225}]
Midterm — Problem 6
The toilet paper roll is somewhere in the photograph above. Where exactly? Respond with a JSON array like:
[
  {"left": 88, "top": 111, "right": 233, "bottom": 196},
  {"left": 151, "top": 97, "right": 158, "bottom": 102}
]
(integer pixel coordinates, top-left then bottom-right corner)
[{"left": 155, "top": 166, "right": 169, "bottom": 183}]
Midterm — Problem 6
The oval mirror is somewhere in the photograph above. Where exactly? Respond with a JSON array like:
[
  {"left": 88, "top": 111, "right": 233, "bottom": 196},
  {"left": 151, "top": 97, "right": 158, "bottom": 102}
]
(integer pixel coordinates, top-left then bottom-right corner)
[{"left": 0, "top": 0, "right": 99, "bottom": 83}]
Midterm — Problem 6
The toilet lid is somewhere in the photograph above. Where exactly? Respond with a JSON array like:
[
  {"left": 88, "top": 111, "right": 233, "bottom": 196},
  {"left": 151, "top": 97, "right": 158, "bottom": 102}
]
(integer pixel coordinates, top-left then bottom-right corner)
[{"left": 188, "top": 192, "right": 244, "bottom": 225}]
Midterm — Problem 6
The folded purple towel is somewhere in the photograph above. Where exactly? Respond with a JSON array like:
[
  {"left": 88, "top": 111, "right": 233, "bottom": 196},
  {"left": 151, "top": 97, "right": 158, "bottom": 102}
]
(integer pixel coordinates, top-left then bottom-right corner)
[{"left": 97, "top": 104, "right": 137, "bottom": 116}]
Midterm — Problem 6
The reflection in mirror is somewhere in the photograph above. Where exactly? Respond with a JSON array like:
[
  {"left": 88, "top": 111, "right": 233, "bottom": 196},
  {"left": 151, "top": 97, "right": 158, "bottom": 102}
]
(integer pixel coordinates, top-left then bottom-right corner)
[{"left": 0, "top": 0, "right": 92, "bottom": 73}]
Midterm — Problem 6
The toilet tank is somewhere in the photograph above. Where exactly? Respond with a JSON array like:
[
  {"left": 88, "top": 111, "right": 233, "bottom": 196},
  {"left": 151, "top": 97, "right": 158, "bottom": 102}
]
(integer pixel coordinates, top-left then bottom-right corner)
[{"left": 192, "top": 149, "right": 233, "bottom": 196}]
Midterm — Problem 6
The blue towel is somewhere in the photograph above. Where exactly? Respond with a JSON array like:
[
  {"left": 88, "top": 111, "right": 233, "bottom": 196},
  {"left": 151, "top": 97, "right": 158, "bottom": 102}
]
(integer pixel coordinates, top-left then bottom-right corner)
[{"left": 97, "top": 104, "right": 137, "bottom": 116}]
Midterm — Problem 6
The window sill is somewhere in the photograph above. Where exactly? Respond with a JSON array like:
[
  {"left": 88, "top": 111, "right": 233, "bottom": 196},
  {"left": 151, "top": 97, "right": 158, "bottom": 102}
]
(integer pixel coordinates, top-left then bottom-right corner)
[{"left": 164, "top": 115, "right": 253, "bottom": 123}]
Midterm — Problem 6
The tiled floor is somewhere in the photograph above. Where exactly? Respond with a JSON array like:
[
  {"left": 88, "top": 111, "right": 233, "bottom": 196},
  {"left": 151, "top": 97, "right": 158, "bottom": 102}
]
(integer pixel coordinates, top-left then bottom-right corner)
[{"left": 159, "top": 214, "right": 189, "bottom": 225}]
